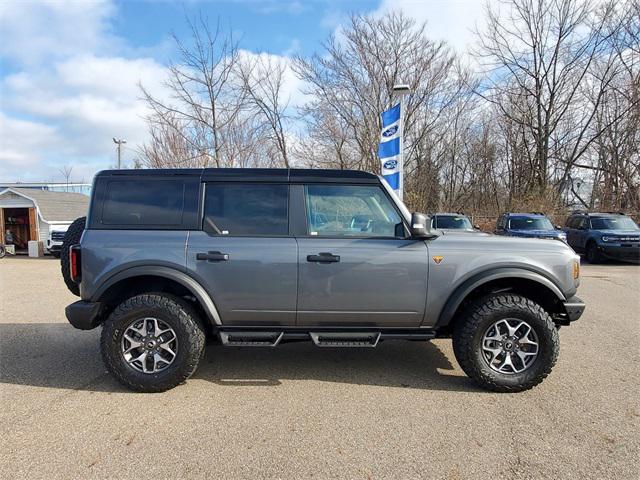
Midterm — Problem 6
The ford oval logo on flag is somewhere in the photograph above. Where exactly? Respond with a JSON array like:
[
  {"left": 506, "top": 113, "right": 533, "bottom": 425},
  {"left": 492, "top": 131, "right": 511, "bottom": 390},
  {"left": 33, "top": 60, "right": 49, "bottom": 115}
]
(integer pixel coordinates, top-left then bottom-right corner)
[
  {"left": 382, "top": 125, "right": 398, "bottom": 137},
  {"left": 383, "top": 159, "right": 398, "bottom": 170}
]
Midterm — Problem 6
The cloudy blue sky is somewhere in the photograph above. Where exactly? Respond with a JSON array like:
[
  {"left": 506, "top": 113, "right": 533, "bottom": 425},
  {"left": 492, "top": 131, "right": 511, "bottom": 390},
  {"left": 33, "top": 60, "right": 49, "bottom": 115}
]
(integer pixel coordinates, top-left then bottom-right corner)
[{"left": 0, "top": 0, "right": 484, "bottom": 183}]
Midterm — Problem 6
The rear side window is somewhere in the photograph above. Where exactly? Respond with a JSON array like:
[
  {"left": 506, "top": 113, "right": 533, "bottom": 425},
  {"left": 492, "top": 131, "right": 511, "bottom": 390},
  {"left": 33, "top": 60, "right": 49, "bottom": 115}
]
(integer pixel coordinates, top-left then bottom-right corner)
[
  {"left": 102, "top": 180, "right": 185, "bottom": 226},
  {"left": 203, "top": 183, "right": 288, "bottom": 236}
]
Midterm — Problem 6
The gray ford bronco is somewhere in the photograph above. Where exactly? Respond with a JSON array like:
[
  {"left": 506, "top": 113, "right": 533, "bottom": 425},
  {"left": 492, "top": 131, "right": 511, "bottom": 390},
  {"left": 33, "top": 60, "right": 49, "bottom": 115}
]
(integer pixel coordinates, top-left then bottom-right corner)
[{"left": 63, "top": 168, "right": 585, "bottom": 393}]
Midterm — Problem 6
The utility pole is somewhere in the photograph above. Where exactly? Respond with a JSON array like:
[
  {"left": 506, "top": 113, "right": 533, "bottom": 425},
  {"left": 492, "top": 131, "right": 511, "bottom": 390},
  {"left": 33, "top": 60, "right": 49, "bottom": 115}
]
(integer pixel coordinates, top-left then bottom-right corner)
[{"left": 113, "top": 138, "right": 127, "bottom": 169}]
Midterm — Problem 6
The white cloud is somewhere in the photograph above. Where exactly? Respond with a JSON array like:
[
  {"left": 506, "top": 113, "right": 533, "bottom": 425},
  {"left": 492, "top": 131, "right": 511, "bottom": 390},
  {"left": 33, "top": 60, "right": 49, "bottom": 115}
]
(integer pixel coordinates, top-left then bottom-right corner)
[
  {"left": 374, "top": 0, "right": 486, "bottom": 54},
  {"left": 1, "top": 54, "right": 171, "bottom": 178},
  {"left": 0, "top": 0, "right": 314, "bottom": 182},
  {"left": 0, "top": 0, "right": 117, "bottom": 66},
  {"left": 0, "top": 1, "right": 174, "bottom": 182},
  {"left": 237, "top": 49, "right": 309, "bottom": 112},
  {"left": 0, "top": 113, "right": 60, "bottom": 168}
]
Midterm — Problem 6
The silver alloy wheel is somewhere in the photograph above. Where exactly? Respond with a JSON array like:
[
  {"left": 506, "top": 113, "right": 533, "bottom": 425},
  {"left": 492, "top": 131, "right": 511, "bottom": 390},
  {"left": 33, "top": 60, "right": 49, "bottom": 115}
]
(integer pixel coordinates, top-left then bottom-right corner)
[
  {"left": 121, "top": 317, "right": 178, "bottom": 374},
  {"left": 481, "top": 318, "right": 539, "bottom": 374}
]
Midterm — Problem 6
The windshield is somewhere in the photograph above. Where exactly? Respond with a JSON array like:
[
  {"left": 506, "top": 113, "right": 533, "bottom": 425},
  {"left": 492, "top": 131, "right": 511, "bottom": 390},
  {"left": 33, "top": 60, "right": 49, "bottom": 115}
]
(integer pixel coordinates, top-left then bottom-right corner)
[
  {"left": 434, "top": 215, "right": 472, "bottom": 229},
  {"left": 590, "top": 217, "right": 639, "bottom": 230},
  {"left": 509, "top": 216, "right": 554, "bottom": 230}
]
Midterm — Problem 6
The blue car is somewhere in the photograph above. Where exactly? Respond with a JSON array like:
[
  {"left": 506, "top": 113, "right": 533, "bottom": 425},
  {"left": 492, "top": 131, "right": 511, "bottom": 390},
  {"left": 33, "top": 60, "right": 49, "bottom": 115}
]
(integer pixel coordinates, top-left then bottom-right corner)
[
  {"left": 495, "top": 212, "right": 567, "bottom": 243},
  {"left": 564, "top": 211, "right": 640, "bottom": 263}
]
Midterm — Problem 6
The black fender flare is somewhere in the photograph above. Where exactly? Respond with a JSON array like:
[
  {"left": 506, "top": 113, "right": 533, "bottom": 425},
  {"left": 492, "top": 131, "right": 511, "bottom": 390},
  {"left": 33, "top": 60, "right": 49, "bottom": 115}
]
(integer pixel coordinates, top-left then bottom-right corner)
[
  {"left": 91, "top": 266, "right": 222, "bottom": 325},
  {"left": 436, "top": 267, "right": 566, "bottom": 327}
]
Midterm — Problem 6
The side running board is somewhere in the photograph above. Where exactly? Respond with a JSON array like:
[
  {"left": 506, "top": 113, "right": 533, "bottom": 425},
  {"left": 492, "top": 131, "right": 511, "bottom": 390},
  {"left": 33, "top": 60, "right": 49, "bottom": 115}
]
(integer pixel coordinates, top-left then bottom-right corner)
[
  {"left": 309, "top": 332, "right": 381, "bottom": 348},
  {"left": 219, "top": 331, "right": 283, "bottom": 347}
]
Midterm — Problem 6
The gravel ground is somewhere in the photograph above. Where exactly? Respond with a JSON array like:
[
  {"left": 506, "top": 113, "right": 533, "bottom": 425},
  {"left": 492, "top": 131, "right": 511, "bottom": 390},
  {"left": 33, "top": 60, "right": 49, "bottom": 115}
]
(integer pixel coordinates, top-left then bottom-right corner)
[{"left": 1, "top": 256, "right": 638, "bottom": 479}]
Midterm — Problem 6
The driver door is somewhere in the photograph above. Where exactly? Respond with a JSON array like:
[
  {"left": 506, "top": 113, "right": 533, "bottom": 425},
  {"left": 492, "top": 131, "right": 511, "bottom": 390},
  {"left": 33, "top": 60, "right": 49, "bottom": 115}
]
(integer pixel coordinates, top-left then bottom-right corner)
[{"left": 295, "top": 183, "right": 429, "bottom": 327}]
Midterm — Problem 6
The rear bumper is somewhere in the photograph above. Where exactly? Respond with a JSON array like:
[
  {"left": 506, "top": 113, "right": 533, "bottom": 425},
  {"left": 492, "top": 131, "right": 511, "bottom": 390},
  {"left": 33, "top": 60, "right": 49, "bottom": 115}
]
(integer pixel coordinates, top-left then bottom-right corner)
[
  {"left": 557, "top": 296, "right": 585, "bottom": 325},
  {"left": 599, "top": 244, "right": 640, "bottom": 262},
  {"left": 65, "top": 300, "right": 103, "bottom": 330}
]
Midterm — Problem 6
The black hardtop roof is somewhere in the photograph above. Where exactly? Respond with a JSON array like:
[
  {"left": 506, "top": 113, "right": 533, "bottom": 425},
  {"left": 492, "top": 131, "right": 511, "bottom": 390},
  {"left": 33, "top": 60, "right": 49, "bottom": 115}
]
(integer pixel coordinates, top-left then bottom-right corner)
[
  {"left": 432, "top": 212, "right": 469, "bottom": 217},
  {"left": 503, "top": 212, "right": 547, "bottom": 217},
  {"left": 570, "top": 211, "right": 627, "bottom": 217},
  {"left": 95, "top": 168, "right": 380, "bottom": 184}
]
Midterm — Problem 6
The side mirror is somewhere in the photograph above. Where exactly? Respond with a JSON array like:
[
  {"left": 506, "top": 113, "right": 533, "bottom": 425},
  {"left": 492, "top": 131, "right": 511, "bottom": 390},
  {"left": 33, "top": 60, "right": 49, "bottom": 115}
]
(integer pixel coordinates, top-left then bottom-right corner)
[
  {"left": 411, "top": 212, "right": 438, "bottom": 239},
  {"left": 473, "top": 224, "right": 481, "bottom": 230},
  {"left": 555, "top": 225, "right": 562, "bottom": 230}
]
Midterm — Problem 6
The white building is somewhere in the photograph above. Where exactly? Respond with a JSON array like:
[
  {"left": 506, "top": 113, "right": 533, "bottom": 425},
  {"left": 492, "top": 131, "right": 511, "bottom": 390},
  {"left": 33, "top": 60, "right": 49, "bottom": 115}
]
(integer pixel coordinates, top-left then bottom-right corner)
[{"left": 0, "top": 187, "right": 89, "bottom": 252}]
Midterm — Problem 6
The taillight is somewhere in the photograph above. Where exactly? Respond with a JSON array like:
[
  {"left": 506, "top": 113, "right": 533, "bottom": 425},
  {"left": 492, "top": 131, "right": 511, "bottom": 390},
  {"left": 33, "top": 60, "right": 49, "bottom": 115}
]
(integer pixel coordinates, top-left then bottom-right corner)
[{"left": 70, "top": 245, "right": 81, "bottom": 282}]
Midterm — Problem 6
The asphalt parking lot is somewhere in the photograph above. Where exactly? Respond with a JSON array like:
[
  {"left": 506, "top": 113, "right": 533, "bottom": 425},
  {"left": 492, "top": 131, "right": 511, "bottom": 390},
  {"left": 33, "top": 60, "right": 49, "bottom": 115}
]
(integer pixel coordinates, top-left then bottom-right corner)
[{"left": 1, "top": 257, "right": 638, "bottom": 479}]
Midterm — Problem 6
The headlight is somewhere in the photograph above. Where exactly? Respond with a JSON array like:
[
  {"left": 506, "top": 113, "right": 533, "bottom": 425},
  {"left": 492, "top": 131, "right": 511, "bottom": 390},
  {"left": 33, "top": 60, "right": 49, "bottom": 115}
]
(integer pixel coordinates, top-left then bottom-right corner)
[{"left": 602, "top": 236, "right": 614, "bottom": 242}]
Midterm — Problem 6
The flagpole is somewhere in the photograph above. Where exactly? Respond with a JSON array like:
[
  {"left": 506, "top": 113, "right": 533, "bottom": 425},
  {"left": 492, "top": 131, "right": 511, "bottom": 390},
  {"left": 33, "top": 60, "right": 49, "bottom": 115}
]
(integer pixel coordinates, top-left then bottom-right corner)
[{"left": 393, "top": 84, "right": 410, "bottom": 202}]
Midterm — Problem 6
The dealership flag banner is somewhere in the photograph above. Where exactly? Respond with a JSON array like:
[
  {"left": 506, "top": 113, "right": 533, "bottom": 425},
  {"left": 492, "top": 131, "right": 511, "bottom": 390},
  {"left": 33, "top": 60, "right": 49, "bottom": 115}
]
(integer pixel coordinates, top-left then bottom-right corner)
[{"left": 378, "top": 103, "right": 403, "bottom": 198}]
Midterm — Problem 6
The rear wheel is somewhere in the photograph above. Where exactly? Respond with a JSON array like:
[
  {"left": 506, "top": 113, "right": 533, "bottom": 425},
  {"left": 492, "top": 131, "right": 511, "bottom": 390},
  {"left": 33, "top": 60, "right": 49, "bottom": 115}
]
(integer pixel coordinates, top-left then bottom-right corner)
[
  {"left": 452, "top": 293, "right": 559, "bottom": 393},
  {"left": 60, "top": 216, "right": 86, "bottom": 296},
  {"left": 585, "top": 241, "right": 602, "bottom": 264},
  {"left": 100, "top": 294, "right": 206, "bottom": 392}
]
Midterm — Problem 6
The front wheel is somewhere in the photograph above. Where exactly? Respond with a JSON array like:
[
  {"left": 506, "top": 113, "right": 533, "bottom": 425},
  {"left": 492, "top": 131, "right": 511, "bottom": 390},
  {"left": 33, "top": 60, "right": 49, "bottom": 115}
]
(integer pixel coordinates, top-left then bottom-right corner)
[
  {"left": 585, "top": 241, "right": 602, "bottom": 264},
  {"left": 100, "top": 294, "right": 206, "bottom": 392},
  {"left": 452, "top": 294, "right": 559, "bottom": 393}
]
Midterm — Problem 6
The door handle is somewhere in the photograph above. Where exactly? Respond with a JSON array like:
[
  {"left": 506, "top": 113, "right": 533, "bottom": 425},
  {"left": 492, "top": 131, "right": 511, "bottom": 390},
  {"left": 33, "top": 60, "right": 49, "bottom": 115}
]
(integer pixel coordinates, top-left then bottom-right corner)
[
  {"left": 196, "top": 251, "right": 229, "bottom": 262},
  {"left": 307, "top": 252, "right": 340, "bottom": 263}
]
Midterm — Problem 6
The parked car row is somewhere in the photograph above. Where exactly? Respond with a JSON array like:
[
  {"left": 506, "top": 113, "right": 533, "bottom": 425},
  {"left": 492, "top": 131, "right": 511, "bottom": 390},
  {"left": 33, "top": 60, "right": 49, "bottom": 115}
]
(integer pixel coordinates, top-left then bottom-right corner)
[{"left": 429, "top": 210, "right": 640, "bottom": 264}]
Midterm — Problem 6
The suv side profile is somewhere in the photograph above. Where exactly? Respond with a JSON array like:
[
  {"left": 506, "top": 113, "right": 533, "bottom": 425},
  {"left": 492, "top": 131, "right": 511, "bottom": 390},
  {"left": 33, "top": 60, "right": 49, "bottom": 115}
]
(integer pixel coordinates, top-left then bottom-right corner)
[
  {"left": 64, "top": 169, "right": 585, "bottom": 393},
  {"left": 495, "top": 212, "right": 567, "bottom": 243},
  {"left": 564, "top": 211, "right": 640, "bottom": 263}
]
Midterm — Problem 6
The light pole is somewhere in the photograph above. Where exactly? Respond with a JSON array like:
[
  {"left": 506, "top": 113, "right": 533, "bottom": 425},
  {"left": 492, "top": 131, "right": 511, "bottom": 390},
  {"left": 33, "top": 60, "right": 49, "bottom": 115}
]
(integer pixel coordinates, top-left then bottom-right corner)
[
  {"left": 392, "top": 84, "right": 410, "bottom": 201},
  {"left": 113, "top": 138, "right": 127, "bottom": 169}
]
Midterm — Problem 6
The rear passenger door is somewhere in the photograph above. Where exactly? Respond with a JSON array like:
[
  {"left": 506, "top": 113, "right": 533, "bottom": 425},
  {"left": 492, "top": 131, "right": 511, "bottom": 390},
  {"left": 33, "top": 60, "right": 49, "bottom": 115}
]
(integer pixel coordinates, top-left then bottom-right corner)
[
  {"left": 295, "top": 183, "right": 429, "bottom": 327},
  {"left": 187, "top": 183, "right": 298, "bottom": 326}
]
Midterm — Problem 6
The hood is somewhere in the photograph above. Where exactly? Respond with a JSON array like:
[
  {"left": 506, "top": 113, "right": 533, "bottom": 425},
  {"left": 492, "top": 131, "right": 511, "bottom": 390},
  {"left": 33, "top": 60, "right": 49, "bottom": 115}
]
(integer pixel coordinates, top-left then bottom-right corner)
[
  {"left": 440, "top": 228, "right": 485, "bottom": 234},
  {"left": 436, "top": 231, "right": 573, "bottom": 253},
  {"left": 594, "top": 229, "right": 640, "bottom": 236},
  {"left": 509, "top": 229, "right": 565, "bottom": 238}
]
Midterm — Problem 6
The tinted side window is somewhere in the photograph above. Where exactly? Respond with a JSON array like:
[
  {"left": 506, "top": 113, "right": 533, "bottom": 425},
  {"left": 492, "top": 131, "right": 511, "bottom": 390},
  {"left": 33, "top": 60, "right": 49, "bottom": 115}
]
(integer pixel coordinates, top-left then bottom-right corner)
[
  {"left": 203, "top": 183, "right": 288, "bottom": 236},
  {"left": 102, "top": 180, "right": 185, "bottom": 226},
  {"left": 304, "top": 184, "right": 402, "bottom": 237}
]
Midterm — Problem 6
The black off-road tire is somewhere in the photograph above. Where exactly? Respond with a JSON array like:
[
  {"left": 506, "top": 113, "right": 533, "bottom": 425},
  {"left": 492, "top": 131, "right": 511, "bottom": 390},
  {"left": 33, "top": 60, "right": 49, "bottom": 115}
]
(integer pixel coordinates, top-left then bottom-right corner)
[
  {"left": 60, "top": 216, "right": 86, "bottom": 296},
  {"left": 452, "top": 293, "right": 560, "bottom": 393},
  {"left": 100, "top": 294, "right": 206, "bottom": 393},
  {"left": 51, "top": 251, "right": 61, "bottom": 259},
  {"left": 585, "top": 241, "right": 602, "bottom": 264}
]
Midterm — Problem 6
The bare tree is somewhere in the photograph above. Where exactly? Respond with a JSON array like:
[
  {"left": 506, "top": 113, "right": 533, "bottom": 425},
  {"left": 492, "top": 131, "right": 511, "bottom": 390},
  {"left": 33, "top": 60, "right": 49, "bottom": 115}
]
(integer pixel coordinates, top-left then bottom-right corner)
[
  {"left": 58, "top": 165, "right": 73, "bottom": 191},
  {"left": 137, "top": 3, "right": 637, "bottom": 219},
  {"left": 237, "top": 53, "right": 292, "bottom": 167},
  {"left": 475, "top": 0, "right": 627, "bottom": 198},
  {"left": 140, "top": 16, "right": 247, "bottom": 167},
  {"left": 293, "top": 12, "right": 468, "bottom": 210}
]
